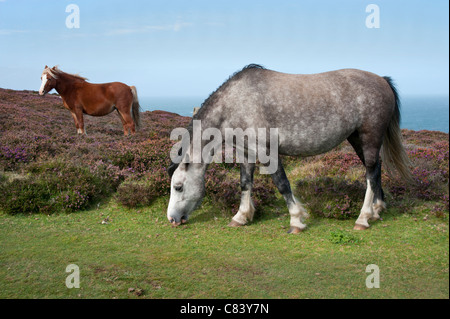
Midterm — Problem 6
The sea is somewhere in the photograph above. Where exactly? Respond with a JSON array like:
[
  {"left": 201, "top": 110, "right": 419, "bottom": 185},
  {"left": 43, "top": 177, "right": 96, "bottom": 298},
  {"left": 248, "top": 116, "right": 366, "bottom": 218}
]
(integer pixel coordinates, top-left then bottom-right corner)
[{"left": 140, "top": 95, "right": 449, "bottom": 133}]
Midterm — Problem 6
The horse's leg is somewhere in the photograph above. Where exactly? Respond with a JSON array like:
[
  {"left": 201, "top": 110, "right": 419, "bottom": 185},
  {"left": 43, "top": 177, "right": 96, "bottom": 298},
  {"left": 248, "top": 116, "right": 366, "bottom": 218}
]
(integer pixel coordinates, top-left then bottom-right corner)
[
  {"left": 116, "top": 109, "right": 127, "bottom": 135},
  {"left": 74, "top": 108, "right": 85, "bottom": 135},
  {"left": 353, "top": 133, "right": 385, "bottom": 230},
  {"left": 65, "top": 100, "right": 80, "bottom": 134},
  {"left": 116, "top": 107, "right": 135, "bottom": 136},
  {"left": 70, "top": 111, "right": 79, "bottom": 134},
  {"left": 127, "top": 101, "right": 136, "bottom": 135},
  {"left": 354, "top": 165, "right": 378, "bottom": 230},
  {"left": 229, "top": 162, "right": 256, "bottom": 227},
  {"left": 369, "top": 159, "right": 385, "bottom": 220},
  {"left": 347, "top": 131, "right": 365, "bottom": 164},
  {"left": 348, "top": 131, "right": 386, "bottom": 225},
  {"left": 271, "top": 157, "right": 308, "bottom": 233}
]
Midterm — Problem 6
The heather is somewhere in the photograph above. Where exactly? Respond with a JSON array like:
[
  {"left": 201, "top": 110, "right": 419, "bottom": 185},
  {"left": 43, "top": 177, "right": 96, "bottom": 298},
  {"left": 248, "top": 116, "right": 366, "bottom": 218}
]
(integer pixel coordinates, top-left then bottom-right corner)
[
  {"left": 0, "top": 88, "right": 448, "bottom": 220},
  {"left": 288, "top": 131, "right": 449, "bottom": 220},
  {"left": 0, "top": 89, "right": 188, "bottom": 214},
  {"left": 0, "top": 89, "right": 276, "bottom": 215}
]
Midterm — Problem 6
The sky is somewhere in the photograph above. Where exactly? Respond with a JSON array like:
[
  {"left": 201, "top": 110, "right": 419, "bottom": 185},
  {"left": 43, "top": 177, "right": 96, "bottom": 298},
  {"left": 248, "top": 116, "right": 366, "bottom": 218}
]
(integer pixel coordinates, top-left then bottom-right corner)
[{"left": 0, "top": 0, "right": 448, "bottom": 98}]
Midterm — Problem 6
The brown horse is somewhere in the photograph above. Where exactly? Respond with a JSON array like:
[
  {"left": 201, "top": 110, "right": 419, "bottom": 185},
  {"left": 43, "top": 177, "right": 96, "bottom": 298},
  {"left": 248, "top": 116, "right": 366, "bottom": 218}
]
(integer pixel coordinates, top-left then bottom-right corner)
[{"left": 39, "top": 65, "right": 141, "bottom": 135}]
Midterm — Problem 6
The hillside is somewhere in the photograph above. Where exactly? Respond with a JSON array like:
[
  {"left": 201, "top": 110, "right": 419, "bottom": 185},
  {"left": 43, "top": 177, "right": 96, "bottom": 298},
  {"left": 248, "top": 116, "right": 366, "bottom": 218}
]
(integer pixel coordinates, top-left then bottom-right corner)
[{"left": 0, "top": 87, "right": 447, "bottom": 218}]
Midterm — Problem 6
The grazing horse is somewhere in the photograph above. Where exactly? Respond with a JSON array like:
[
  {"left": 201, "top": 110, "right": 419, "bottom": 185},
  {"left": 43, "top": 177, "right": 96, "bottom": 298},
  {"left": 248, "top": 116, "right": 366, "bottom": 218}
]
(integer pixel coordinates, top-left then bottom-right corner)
[
  {"left": 39, "top": 65, "right": 141, "bottom": 135},
  {"left": 166, "top": 64, "right": 412, "bottom": 233}
]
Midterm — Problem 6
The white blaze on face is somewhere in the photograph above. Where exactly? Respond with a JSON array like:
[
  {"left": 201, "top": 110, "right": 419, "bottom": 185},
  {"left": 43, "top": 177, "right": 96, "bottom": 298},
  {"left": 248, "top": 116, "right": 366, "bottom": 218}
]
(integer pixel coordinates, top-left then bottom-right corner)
[{"left": 39, "top": 73, "right": 48, "bottom": 95}]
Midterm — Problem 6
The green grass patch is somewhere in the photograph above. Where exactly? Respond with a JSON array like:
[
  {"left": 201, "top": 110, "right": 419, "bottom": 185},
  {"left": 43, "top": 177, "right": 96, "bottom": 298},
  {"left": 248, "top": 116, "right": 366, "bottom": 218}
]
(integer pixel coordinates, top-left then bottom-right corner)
[
  {"left": 0, "top": 197, "right": 448, "bottom": 299},
  {"left": 329, "top": 230, "right": 361, "bottom": 245}
]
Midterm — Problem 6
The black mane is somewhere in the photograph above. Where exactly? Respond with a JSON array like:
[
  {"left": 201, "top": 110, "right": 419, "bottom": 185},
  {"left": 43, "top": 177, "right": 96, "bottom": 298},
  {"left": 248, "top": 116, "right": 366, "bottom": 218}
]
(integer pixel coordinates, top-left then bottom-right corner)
[
  {"left": 198, "top": 64, "right": 265, "bottom": 112},
  {"left": 168, "top": 64, "right": 266, "bottom": 177}
]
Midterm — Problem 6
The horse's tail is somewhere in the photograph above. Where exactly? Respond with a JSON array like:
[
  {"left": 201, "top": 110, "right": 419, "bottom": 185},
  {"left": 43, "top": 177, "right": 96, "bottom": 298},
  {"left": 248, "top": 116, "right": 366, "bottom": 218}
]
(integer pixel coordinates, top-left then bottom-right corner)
[
  {"left": 130, "top": 86, "right": 141, "bottom": 129},
  {"left": 381, "top": 76, "right": 413, "bottom": 183}
]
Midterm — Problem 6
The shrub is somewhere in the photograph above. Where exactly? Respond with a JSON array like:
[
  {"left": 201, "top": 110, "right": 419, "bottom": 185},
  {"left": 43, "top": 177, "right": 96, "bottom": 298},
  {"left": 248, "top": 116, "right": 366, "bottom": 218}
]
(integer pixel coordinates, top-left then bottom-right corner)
[
  {"left": 0, "top": 172, "right": 6, "bottom": 184},
  {"left": 0, "top": 178, "right": 52, "bottom": 215},
  {"left": 318, "top": 151, "right": 361, "bottom": 176},
  {"left": 386, "top": 144, "right": 449, "bottom": 212},
  {"left": 205, "top": 163, "right": 277, "bottom": 213},
  {"left": 0, "top": 145, "right": 31, "bottom": 170},
  {"left": 296, "top": 177, "right": 365, "bottom": 219},
  {"left": 89, "top": 160, "right": 131, "bottom": 191},
  {"left": 0, "top": 160, "right": 116, "bottom": 215},
  {"left": 116, "top": 168, "right": 171, "bottom": 208}
]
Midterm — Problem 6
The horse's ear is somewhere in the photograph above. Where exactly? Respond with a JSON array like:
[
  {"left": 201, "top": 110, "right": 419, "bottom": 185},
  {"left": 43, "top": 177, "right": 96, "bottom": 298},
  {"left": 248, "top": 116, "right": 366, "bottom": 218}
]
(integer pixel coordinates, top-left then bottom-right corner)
[
  {"left": 52, "top": 66, "right": 57, "bottom": 70},
  {"left": 182, "top": 152, "right": 191, "bottom": 165},
  {"left": 178, "top": 153, "right": 190, "bottom": 172},
  {"left": 178, "top": 162, "right": 188, "bottom": 172},
  {"left": 44, "top": 65, "right": 48, "bottom": 69},
  {"left": 167, "top": 162, "right": 178, "bottom": 177}
]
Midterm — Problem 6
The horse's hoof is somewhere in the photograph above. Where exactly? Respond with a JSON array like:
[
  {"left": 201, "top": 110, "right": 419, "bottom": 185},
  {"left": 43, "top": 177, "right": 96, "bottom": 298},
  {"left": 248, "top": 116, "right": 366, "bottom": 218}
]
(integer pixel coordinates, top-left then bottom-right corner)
[
  {"left": 228, "top": 220, "right": 244, "bottom": 227},
  {"left": 353, "top": 224, "right": 369, "bottom": 230},
  {"left": 287, "top": 226, "right": 303, "bottom": 234}
]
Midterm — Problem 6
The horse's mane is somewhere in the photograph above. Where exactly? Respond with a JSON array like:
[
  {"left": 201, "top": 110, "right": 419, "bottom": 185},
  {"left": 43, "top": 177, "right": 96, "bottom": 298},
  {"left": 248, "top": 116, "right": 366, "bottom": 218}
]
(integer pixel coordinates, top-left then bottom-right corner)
[
  {"left": 188, "top": 63, "right": 265, "bottom": 132},
  {"left": 168, "top": 64, "right": 266, "bottom": 177},
  {"left": 45, "top": 66, "right": 88, "bottom": 82},
  {"left": 193, "top": 64, "right": 265, "bottom": 121}
]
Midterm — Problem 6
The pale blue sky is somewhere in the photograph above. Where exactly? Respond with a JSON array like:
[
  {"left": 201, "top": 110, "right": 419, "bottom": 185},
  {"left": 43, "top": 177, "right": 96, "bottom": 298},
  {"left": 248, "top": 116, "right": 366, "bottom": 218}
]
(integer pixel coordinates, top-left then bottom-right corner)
[{"left": 0, "top": 0, "right": 448, "bottom": 97}]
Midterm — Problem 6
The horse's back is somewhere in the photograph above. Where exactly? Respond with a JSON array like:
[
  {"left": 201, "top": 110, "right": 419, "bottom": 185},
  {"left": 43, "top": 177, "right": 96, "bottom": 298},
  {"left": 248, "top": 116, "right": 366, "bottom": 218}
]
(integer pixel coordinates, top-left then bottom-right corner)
[
  {"left": 268, "top": 69, "right": 394, "bottom": 155},
  {"left": 209, "top": 67, "right": 395, "bottom": 157},
  {"left": 82, "top": 81, "right": 131, "bottom": 97},
  {"left": 77, "top": 81, "right": 133, "bottom": 116}
]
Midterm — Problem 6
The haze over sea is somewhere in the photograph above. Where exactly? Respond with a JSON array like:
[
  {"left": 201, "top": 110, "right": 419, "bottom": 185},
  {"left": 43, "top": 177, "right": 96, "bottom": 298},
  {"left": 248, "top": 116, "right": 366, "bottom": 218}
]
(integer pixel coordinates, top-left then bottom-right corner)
[{"left": 139, "top": 95, "right": 449, "bottom": 133}]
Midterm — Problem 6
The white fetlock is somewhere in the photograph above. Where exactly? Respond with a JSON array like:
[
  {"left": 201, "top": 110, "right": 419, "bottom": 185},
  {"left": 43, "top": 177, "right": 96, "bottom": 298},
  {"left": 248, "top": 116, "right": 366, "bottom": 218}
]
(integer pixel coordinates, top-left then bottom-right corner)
[
  {"left": 231, "top": 211, "right": 250, "bottom": 226},
  {"left": 355, "top": 211, "right": 371, "bottom": 228},
  {"left": 372, "top": 199, "right": 386, "bottom": 220},
  {"left": 232, "top": 190, "right": 255, "bottom": 225},
  {"left": 355, "top": 179, "right": 375, "bottom": 229},
  {"left": 288, "top": 198, "right": 308, "bottom": 230}
]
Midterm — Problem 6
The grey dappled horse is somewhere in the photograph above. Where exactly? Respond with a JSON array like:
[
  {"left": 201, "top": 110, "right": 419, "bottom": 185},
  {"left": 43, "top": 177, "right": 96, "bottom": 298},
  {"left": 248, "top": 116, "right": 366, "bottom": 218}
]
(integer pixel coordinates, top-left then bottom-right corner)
[{"left": 167, "top": 64, "right": 411, "bottom": 233}]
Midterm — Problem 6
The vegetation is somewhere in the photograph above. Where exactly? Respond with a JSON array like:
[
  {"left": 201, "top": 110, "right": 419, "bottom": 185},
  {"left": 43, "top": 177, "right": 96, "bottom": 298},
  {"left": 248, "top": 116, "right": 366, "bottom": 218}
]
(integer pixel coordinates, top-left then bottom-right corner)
[{"left": 0, "top": 88, "right": 448, "bottom": 298}]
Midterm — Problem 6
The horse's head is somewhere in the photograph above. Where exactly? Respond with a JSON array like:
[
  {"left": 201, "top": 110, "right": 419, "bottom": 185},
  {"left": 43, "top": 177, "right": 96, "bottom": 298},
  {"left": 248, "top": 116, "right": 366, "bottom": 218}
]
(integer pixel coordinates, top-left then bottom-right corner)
[
  {"left": 167, "top": 152, "right": 207, "bottom": 226},
  {"left": 39, "top": 65, "right": 57, "bottom": 96}
]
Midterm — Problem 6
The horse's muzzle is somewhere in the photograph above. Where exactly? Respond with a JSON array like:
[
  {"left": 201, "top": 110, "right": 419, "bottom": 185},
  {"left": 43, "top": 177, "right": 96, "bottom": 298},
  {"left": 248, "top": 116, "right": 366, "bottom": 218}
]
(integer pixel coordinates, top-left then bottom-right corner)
[{"left": 169, "top": 215, "right": 187, "bottom": 227}]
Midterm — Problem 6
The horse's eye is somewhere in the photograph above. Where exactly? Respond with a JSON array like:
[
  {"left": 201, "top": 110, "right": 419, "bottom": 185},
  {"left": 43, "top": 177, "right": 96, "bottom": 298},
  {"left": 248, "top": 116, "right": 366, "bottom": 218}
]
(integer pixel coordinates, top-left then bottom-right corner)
[{"left": 174, "top": 184, "right": 183, "bottom": 192}]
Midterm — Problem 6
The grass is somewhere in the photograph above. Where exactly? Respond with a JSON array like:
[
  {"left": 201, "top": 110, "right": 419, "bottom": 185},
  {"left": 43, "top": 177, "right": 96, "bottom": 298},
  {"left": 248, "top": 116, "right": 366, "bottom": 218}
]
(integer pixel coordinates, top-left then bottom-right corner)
[{"left": 1, "top": 195, "right": 448, "bottom": 299}]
